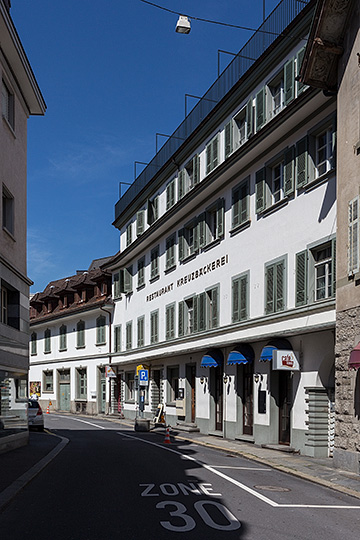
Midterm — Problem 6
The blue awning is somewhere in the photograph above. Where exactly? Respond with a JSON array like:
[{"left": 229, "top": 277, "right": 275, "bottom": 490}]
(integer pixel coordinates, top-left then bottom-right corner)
[
  {"left": 260, "top": 345, "right": 277, "bottom": 362},
  {"left": 201, "top": 349, "right": 223, "bottom": 368},
  {"left": 227, "top": 344, "right": 254, "bottom": 365}
]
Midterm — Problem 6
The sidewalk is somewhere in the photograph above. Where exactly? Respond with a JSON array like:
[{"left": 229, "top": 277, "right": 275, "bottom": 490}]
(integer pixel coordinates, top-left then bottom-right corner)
[{"left": 1, "top": 416, "right": 360, "bottom": 512}]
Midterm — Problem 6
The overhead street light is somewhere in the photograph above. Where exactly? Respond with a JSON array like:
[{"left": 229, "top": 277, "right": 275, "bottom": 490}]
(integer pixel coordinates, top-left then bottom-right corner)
[{"left": 175, "top": 15, "right": 191, "bottom": 34}]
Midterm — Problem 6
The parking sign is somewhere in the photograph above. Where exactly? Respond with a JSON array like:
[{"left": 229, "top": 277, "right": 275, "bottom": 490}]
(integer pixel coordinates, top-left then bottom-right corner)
[{"left": 139, "top": 369, "right": 149, "bottom": 386}]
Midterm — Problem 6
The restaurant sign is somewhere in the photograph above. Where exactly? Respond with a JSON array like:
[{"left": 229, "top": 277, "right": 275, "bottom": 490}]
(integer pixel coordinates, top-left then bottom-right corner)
[{"left": 273, "top": 350, "right": 300, "bottom": 371}]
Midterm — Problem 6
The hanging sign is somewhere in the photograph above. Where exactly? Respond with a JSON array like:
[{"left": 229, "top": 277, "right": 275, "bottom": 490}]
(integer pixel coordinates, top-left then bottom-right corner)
[
  {"left": 273, "top": 350, "right": 300, "bottom": 371},
  {"left": 105, "top": 366, "right": 117, "bottom": 378}
]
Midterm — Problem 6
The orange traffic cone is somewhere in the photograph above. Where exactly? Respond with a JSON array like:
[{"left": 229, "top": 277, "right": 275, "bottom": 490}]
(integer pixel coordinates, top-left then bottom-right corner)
[
  {"left": 164, "top": 427, "right": 171, "bottom": 444},
  {"left": 46, "top": 404, "right": 50, "bottom": 414}
]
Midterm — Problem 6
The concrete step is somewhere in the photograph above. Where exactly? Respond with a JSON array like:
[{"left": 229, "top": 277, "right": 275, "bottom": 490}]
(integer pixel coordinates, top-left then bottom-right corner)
[
  {"left": 261, "top": 444, "right": 296, "bottom": 453},
  {"left": 176, "top": 422, "right": 200, "bottom": 433}
]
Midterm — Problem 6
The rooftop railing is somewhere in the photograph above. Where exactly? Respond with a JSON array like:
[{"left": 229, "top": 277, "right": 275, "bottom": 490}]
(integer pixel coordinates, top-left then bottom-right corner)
[{"left": 114, "top": 0, "right": 311, "bottom": 223}]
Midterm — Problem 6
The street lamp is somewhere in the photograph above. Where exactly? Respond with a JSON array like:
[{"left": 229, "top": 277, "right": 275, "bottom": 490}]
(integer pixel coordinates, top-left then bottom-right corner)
[{"left": 175, "top": 15, "right": 191, "bottom": 34}]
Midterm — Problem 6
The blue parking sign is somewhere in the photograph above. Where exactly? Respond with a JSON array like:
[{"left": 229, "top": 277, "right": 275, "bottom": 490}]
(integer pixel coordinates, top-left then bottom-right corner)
[{"left": 139, "top": 369, "right": 149, "bottom": 385}]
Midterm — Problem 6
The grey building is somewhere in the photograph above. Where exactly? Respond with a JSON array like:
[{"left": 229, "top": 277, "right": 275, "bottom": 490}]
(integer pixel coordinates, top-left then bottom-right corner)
[{"left": 0, "top": 0, "right": 45, "bottom": 452}]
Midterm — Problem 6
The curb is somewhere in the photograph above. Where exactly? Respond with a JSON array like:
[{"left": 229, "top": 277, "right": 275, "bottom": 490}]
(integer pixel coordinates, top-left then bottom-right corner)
[{"left": 0, "top": 432, "right": 69, "bottom": 512}]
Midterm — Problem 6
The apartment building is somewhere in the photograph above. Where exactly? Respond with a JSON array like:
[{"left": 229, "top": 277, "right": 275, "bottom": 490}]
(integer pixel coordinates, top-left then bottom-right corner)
[
  {"left": 0, "top": 0, "right": 45, "bottom": 452},
  {"left": 104, "top": 0, "right": 336, "bottom": 457}
]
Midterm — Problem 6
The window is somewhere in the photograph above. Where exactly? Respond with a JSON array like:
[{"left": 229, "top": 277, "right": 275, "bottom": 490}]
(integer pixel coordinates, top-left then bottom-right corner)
[
  {"left": 126, "top": 223, "right": 132, "bottom": 247},
  {"left": 113, "top": 271, "right": 121, "bottom": 299},
  {"left": 120, "top": 266, "right": 133, "bottom": 294},
  {"left": 315, "top": 128, "right": 333, "bottom": 178},
  {"left": 44, "top": 328, "right": 51, "bottom": 353},
  {"left": 224, "top": 120, "right": 233, "bottom": 159},
  {"left": 178, "top": 297, "right": 196, "bottom": 336},
  {"left": 232, "top": 178, "right": 249, "bottom": 229},
  {"left": 178, "top": 287, "right": 219, "bottom": 335},
  {"left": 136, "top": 210, "right": 145, "bottom": 236},
  {"left": 232, "top": 273, "right": 249, "bottom": 322},
  {"left": 165, "top": 303, "right": 175, "bottom": 340},
  {"left": 255, "top": 87, "right": 266, "bottom": 131},
  {"left": 296, "top": 47, "right": 307, "bottom": 95},
  {"left": 348, "top": 197, "right": 359, "bottom": 276},
  {"left": 270, "top": 161, "right": 284, "bottom": 204},
  {"left": 137, "top": 257, "right": 145, "bottom": 288},
  {"left": 166, "top": 178, "right": 176, "bottom": 210},
  {"left": 114, "top": 325, "right": 121, "bottom": 352},
  {"left": 265, "top": 258, "right": 286, "bottom": 314},
  {"left": 150, "top": 310, "right": 159, "bottom": 344},
  {"left": 77, "top": 320, "right": 85, "bottom": 348},
  {"left": 1, "top": 282, "right": 20, "bottom": 329},
  {"left": 2, "top": 184, "right": 14, "bottom": 235},
  {"left": 284, "top": 58, "right": 295, "bottom": 106},
  {"left": 308, "top": 119, "right": 336, "bottom": 182},
  {"left": 96, "top": 315, "right": 106, "bottom": 345},
  {"left": 148, "top": 195, "right": 159, "bottom": 225},
  {"left": 31, "top": 332, "right": 37, "bottom": 355},
  {"left": 165, "top": 234, "right": 176, "bottom": 271},
  {"left": 43, "top": 370, "right": 53, "bottom": 392},
  {"left": 255, "top": 148, "right": 294, "bottom": 213},
  {"left": 126, "top": 321, "right": 132, "bottom": 350},
  {"left": 137, "top": 316, "right": 144, "bottom": 347},
  {"left": 233, "top": 100, "right": 253, "bottom": 150},
  {"left": 76, "top": 368, "right": 87, "bottom": 400},
  {"left": 125, "top": 371, "right": 135, "bottom": 401},
  {"left": 179, "top": 219, "right": 198, "bottom": 261},
  {"left": 206, "top": 134, "right": 219, "bottom": 174},
  {"left": 267, "top": 71, "right": 284, "bottom": 119},
  {"left": 1, "top": 284, "right": 8, "bottom": 325},
  {"left": 205, "top": 286, "right": 219, "bottom": 330},
  {"left": 296, "top": 240, "right": 336, "bottom": 306},
  {"left": 167, "top": 366, "right": 179, "bottom": 403},
  {"left": 178, "top": 155, "right": 200, "bottom": 199},
  {"left": 150, "top": 245, "right": 160, "bottom": 280},
  {"left": 59, "top": 324, "right": 67, "bottom": 351},
  {"left": 199, "top": 199, "right": 225, "bottom": 247},
  {"left": 2, "top": 79, "right": 14, "bottom": 129}
]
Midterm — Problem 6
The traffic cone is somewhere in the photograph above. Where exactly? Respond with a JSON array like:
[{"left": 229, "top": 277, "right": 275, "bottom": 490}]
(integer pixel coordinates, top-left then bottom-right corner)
[
  {"left": 164, "top": 427, "right": 171, "bottom": 444},
  {"left": 46, "top": 404, "right": 50, "bottom": 414}
]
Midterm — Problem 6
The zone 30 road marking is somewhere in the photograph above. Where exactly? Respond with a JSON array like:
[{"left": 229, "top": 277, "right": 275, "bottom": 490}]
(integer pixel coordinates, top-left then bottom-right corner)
[{"left": 56, "top": 417, "right": 360, "bottom": 510}]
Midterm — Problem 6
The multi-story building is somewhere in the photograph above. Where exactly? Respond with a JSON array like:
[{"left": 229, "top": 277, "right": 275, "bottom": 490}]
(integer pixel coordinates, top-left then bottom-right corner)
[
  {"left": 104, "top": 0, "right": 337, "bottom": 457},
  {"left": 28, "top": 259, "right": 114, "bottom": 416},
  {"left": 300, "top": 0, "right": 359, "bottom": 472},
  {"left": 0, "top": 0, "right": 45, "bottom": 452}
]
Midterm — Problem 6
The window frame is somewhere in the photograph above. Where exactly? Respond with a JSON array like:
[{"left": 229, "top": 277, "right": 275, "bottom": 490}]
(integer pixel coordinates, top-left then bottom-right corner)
[
  {"left": 165, "top": 303, "right": 176, "bottom": 340},
  {"left": 59, "top": 324, "right": 67, "bottom": 351},
  {"left": 150, "top": 309, "right": 159, "bottom": 344},
  {"left": 96, "top": 315, "right": 106, "bottom": 345},
  {"left": 114, "top": 324, "right": 122, "bottom": 352},
  {"left": 43, "top": 370, "right": 54, "bottom": 392},
  {"left": 2, "top": 184, "right": 14, "bottom": 236},
  {"left": 167, "top": 365, "right": 180, "bottom": 404},
  {"left": 44, "top": 328, "right": 51, "bottom": 354},
  {"left": 126, "top": 321, "right": 132, "bottom": 350},
  {"left": 137, "top": 316, "right": 145, "bottom": 348},
  {"left": 232, "top": 272, "right": 249, "bottom": 323},
  {"left": 265, "top": 256, "right": 287, "bottom": 315},
  {"left": 165, "top": 233, "right": 176, "bottom": 271},
  {"left": 231, "top": 177, "right": 250, "bottom": 231},
  {"left": 137, "top": 257, "right": 145, "bottom": 288},
  {"left": 150, "top": 245, "right": 160, "bottom": 280},
  {"left": 76, "top": 367, "right": 87, "bottom": 400},
  {"left": 2, "top": 78, "right": 14, "bottom": 129},
  {"left": 76, "top": 320, "right": 85, "bottom": 348}
]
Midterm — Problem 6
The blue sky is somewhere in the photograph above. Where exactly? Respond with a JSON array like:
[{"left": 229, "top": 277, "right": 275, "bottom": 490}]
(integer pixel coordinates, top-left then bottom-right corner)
[{"left": 11, "top": 0, "right": 280, "bottom": 293}]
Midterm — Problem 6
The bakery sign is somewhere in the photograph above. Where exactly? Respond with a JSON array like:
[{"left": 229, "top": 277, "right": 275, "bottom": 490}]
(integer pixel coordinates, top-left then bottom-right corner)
[{"left": 273, "top": 350, "right": 300, "bottom": 371}]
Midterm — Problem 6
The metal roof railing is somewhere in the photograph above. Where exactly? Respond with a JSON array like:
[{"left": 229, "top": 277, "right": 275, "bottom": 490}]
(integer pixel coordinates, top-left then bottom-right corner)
[{"left": 114, "top": 0, "right": 311, "bottom": 223}]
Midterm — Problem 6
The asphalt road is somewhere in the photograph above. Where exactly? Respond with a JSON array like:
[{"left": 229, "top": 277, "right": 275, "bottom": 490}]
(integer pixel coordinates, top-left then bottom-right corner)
[{"left": 1, "top": 415, "right": 360, "bottom": 539}]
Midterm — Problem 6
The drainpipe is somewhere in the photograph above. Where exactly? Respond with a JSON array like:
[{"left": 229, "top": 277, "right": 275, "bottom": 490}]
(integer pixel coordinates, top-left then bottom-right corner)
[{"left": 100, "top": 299, "right": 114, "bottom": 414}]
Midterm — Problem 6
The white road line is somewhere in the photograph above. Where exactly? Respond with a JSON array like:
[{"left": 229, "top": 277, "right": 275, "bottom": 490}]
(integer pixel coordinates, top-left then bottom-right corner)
[
  {"left": 117, "top": 432, "right": 360, "bottom": 510},
  {"left": 211, "top": 466, "right": 271, "bottom": 471},
  {"left": 53, "top": 415, "right": 107, "bottom": 430}
]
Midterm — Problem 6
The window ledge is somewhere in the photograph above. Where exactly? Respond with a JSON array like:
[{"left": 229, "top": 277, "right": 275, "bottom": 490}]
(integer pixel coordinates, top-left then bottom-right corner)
[
  {"left": 75, "top": 399, "right": 87, "bottom": 402},
  {"left": 149, "top": 275, "right": 160, "bottom": 284},
  {"left": 2, "top": 115, "right": 16, "bottom": 137},
  {"left": 202, "top": 237, "right": 222, "bottom": 252},
  {"left": 304, "top": 169, "right": 335, "bottom": 192},
  {"left": 96, "top": 342, "right": 106, "bottom": 346},
  {"left": 260, "top": 197, "right": 289, "bottom": 217},
  {"left": 137, "top": 283, "right": 146, "bottom": 291},
  {"left": 76, "top": 345, "right": 86, "bottom": 350},
  {"left": 165, "top": 265, "right": 176, "bottom": 275},
  {"left": 2, "top": 226, "right": 15, "bottom": 241},
  {"left": 230, "top": 219, "right": 251, "bottom": 237},
  {"left": 180, "top": 252, "right": 197, "bottom": 264}
]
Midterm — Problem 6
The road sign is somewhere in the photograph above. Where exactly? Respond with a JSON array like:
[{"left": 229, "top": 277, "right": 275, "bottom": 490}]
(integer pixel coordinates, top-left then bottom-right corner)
[{"left": 139, "top": 369, "right": 149, "bottom": 386}]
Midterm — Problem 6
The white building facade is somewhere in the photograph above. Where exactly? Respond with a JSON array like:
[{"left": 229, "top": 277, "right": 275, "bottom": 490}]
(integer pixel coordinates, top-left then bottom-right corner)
[{"left": 105, "top": 0, "right": 336, "bottom": 457}]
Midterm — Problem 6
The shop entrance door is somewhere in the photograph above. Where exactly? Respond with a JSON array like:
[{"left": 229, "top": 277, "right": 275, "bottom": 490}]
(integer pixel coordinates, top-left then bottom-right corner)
[
  {"left": 242, "top": 363, "right": 253, "bottom": 435},
  {"left": 59, "top": 383, "right": 70, "bottom": 411},
  {"left": 279, "top": 371, "right": 292, "bottom": 444},
  {"left": 214, "top": 366, "right": 223, "bottom": 431}
]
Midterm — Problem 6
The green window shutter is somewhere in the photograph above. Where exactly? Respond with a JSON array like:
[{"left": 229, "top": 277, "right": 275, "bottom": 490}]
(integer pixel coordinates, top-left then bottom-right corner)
[
  {"left": 137, "top": 317, "right": 144, "bottom": 347},
  {"left": 296, "top": 137, "right": 308, "bottom": 188},
  {"left": 246, "top": 98, "right": 253, "bottom": 137},
  {"left": 124, "top": 266, "right": 133, "bottom": 293},
  {"left": 153, "top": 196, "right": 159, "bottom": 220},
  {"left": 192, "top": 219, "right": 199, "bottom": 254},
  {"left": 211, "top": 287, "right": 219, "bottom": 328},
  {"left": 126, "top": 322, "right": 132, "bottom": 349},
  {"left": 193, "top": 295, "right": 198, "bottom": 333},
  {"left": 212, "top": 135, "right": 219, "bottom": 169},
  {"left": 241, "top": 179, "right": 249, "bottom": 223},
  {"left": 178, "top": 228, "right": 185, "bottom": 261},
  {"left": 296, "top": 47, "right": 306, "bottom": 94},
  {"left": 275, "top": 261, "right": 285, "bottom": 312},
  {"left": 178, "top": 301, "right": 184, "bottom": 337},
  {"left": 147, "top": 199, "right": 153, "bottom": 225},
  {"left": 284, "top": 146, "right": 295, "bottom": 196},
  {"left": 136, "top": 210, "right": 145, "bottom": 236},
  {"left": 331, "top": 116, "right": 337, "bottom": 170},
  {"left": 255, "top": 87, "right": 265, "bottom": 130},
  {"left": 166, "top": 305, "right": 175, "bottom": 339},
  {"left": 114, "top": 272, "right": 120, "bottom": 298},
  {"left": 224, "top": 121, "right": 233, "bottom": 159},
  {"left": 197, "top": 293, "right": 206, "bottom": 332},
  {"left": 308, "top": 133, "right": 316, "bottom": 182},
  {"left": 193, "top": 155, "right": 200, "bottom": 185},
  {"left": 240, "top": 275, "right": 248, "bottom": 321},
  {"left": 166, "top": 181, "right": 175, "bottom": 210},
  {"left": 232, "top": 187, "right": 240, "bottom": 228},
  {"left": 198, "top": 212, "right": 206, "bottom": 249},
  {"left": 284, "top": 58, "right": 295, "bottom": 105},
  {"left": 348, "top": 197, "right": 359, "bottom": 275},
  {"left": 232, "top": 278, "right": 240, "bottom": 322},
  {"left": 178, "top": 169, "right": 185, "bottom": 199},
  {"left": 295, "top": 251, "right": 308, "bottom": 306},
  {"left": 331, "top": 238, "right": 336, "bottom": 297},
  {"left": 217, "top": 198, "right": 225, "bottom": 238},
  {"left": 206, "top": 142, "right": 212, "bottom": 175},
  {"left": 265, "top": 265, "right": 274, "bottom": 314},
  {"left": 114, "top": 325, "right": 121, "bottom": 352},
  {"left": 255, "top": 168, "right": 266, "bottom": 213},
  {"left": 151, "top": 248, "right": 159, "bottom": 278}
]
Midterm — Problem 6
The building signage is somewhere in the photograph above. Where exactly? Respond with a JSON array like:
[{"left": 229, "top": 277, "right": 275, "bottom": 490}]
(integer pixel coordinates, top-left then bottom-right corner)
[
  {"left": 146, "top": 254, "right": 229, "bottom": 302},
  {"left": 273, "top": 350, "right": 300, "bottom": 371},
  {"left": 139, "top": 369, "right": 149, "bottom": 386},
  {"left": 105, "top": 366, "right": 117, "bottom": 378}
]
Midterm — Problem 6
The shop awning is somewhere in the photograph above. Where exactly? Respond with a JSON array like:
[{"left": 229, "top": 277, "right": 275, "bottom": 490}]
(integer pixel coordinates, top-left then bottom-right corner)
[
  {"left": 201, "top": 349, "right": 223, "bottom": 368},
  {"left": 227, "top": 344, "right": 254, "bottom": 365},
  {"left": 259, "top": 339, "right": 293, "bottom": 363},
  {"left": 260, "top": 345, "right": 277, "bottom": 362},
  {"left": 349, "top": 343, "right": 360, "bottom": 370}
]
